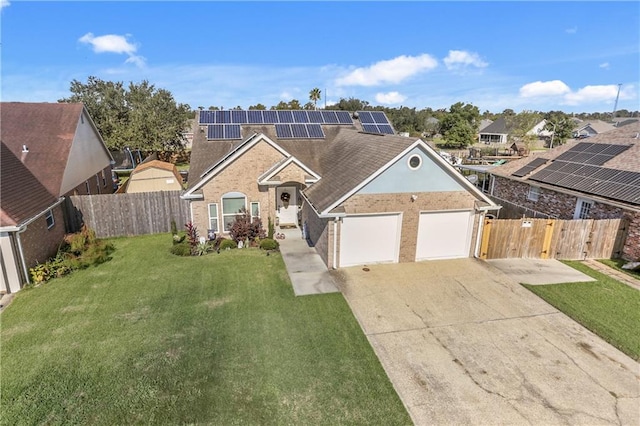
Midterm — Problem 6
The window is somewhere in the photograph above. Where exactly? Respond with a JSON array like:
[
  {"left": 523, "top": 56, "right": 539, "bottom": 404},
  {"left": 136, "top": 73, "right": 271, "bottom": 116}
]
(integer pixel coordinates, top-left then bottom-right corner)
[
  {"left": 222, "top": 193, "right": 246, "bottom": 231},
  {"left": 250, "top": 202, "right": 260, "bottom": 223},
  {"left": 85, "top": 181, "right": 90, "bottom": 194},
  {"left": 527, "top": 186, "right": 540, "bottom": 201},
  {"left": 574, "top": 198, "right": 593, "bottom": 219},
  {"left": 408, "top": 154, "right": 422, "bottom": 170},
  {"left": 45, "top": 209, "right": 55, "bottom": 229},
  {"left": 208, "top": 203, "right": 219, "bottom": 232}
]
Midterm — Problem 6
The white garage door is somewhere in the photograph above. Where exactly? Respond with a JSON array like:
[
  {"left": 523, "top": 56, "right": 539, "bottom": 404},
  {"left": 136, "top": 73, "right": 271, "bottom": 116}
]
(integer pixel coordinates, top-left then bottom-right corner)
[
  {"left": 340, "top": 214, "right": 401, "bottom": 267},
  {"left": 416, "top": 210, "right": 474, "bottom": 261}
]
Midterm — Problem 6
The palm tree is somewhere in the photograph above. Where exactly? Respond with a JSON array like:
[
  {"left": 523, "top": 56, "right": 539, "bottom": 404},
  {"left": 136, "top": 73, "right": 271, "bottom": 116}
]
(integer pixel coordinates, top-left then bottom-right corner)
[{"left": 309, "top": 88, "right": 321, "bottom": 110}]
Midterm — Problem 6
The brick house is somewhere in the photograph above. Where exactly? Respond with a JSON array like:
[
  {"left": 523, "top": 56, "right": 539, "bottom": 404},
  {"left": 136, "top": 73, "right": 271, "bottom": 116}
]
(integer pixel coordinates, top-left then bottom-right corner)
[
  {"left": 489, "top": 122, "right": 640, "bottom": 261},
  {"left": 0, "top": 102, "right": 115, "bottom": 292},
  {"left": 183, "top": 110, "right": 499, "bottom": 268}
]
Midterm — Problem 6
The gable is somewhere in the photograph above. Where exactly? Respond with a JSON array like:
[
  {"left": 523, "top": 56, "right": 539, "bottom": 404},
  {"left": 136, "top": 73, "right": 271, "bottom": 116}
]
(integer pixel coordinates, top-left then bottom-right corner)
[{"left": 358, "top": 146, "right": 466, "bottom": 194}]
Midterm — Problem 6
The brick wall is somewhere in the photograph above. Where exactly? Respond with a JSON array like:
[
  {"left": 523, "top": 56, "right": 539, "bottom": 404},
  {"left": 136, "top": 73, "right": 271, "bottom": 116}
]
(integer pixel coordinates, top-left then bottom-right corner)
[
  {"left": 67, "top": 165, "right": 115, "bottom": 196},
  {"left": 340, "top": 191, "right": 479, "bottom": 263},
  {"left": 21, "top": 204, "right": 66, "bottom": 268},
  {"left": 301, "top": 201, "right": 332, "bottom": 266},
  {"left": 493, "top": 176, "right": 639, "bottom": 260}
]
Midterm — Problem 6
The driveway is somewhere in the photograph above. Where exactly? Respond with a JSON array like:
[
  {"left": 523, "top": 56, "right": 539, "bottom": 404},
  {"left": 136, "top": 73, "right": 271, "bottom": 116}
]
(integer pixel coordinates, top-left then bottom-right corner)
[{"left": 333, "top": 259, "right": 640, "bottom": 425}]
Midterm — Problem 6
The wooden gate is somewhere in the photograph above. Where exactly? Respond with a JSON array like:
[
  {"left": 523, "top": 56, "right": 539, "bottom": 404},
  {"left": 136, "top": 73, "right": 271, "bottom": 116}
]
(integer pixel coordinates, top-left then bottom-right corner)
[{"left": 479, "top": 218, "right": 627, "bottom": 260}]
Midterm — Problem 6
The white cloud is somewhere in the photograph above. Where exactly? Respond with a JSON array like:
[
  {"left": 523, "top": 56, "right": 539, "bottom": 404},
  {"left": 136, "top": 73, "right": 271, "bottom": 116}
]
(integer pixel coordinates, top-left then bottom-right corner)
[
  {"left": 79, "top": 32, "right": 146, "bottom": 67},
  {"left": 443, "top": 50, "right": 488, "bottom": 71},
  {"left": 599, "top": 62, "right": 610, "bottom": 70},
  {"left": 519, "top": 80, "right": 571, "bottom": 98},
  {"left": 375, "top": 91, "right": 406, "bottom": 105},
  {"left": 1, "top": 0, "right": 10, "bottom": 11},
  {"left": 565, "top": 26, "right": 578, "bottom": 34},
  {"left": 335, "top": 54, "right": 438, "bottom": 87},
  {"left": 563, "top": 84, "right": 627, "bottom": 106}
]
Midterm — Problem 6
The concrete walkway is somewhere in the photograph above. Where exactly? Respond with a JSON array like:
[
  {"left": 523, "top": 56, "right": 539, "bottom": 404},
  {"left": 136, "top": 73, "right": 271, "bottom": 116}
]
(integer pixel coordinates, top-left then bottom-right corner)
[
  {"left": 276, "top": 226, "right": 339, "bottom": 296},
  {"left": 486, "top": 258, "right": 595, "bottom": 285},
  {"left": 582, "top": 259, "right": 640, "bottom": 291}
]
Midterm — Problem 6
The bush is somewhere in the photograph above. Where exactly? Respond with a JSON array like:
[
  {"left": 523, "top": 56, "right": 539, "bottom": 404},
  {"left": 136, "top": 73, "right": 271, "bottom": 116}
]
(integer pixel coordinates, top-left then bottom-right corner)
[
  {"left": 259, "top": 238, "right": 279, "bottom": 251},
  {"left": 172, "top": 233, "right": 186, "bottom": 245},
  {"left": 268, "top": 217, "right": 275, "bottom": 239},
  {"left": 229, "top": 208, "right": 266, "bottom": 243},
  {"left": 170, "top": 241, "right": 192, "bottom": 256},
  {"left": 219, "top": 239, "right": 238, "bottom": 250}
]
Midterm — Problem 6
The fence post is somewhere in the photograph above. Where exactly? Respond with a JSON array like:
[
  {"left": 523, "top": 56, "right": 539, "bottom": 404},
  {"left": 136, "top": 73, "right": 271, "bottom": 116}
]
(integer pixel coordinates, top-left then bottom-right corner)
[
  {"left": 540, "top": 219, "right": 555, "bottom": 259},
  {"left": 479, "top": 218, "right": 492, "bottom": 260}
]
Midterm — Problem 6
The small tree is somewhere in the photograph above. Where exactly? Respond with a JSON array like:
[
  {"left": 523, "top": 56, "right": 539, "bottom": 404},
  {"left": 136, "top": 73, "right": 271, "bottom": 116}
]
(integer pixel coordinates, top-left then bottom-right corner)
[
  {"left": 185, "top": 222, "right": 199, "bottom": 253},
  {"left": 229, "top": 208, "right": 266, "bottom": 245}
]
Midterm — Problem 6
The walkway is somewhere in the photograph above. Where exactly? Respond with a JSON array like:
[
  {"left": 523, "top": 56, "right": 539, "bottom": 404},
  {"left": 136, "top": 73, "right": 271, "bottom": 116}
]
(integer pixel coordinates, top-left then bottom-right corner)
[
  {"left": 276, "top": 226, "right": 339, "bottom": 296},
  {"left": 582, "top": 258, "right": 640, "bottom": 291}
]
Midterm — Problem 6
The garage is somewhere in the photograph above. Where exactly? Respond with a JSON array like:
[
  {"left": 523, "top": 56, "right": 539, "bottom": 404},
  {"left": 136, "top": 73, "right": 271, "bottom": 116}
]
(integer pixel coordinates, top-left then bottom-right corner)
[
  {"left": 340, "top": 213, "right": 402, "bottom": 267},
  {"left": 415, "top": 210, "right": 474, "bottom": 261}
]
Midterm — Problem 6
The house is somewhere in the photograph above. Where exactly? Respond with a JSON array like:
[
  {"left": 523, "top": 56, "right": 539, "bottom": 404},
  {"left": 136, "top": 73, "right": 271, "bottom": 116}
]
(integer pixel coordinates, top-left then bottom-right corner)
[
  {"left": 183, "top": 110, "right": 499, "bottom": 268},
  {"left": 125, "top": 160, "right": 183, "bottom": 193},
  {"left": 0, "top": 102, "right": 114, "bottom": 292},
  {"left": 478, "top": 117, "right": 508, "bottom": 144},
  {"left": 489, "top": 122, "right": 640, "bottom": 261},
  {"left": 572, "top": 120, "right": 616, "bottom": 138},
  {"left": 527, "top": 119, "right": 553, "bottom": 139}
]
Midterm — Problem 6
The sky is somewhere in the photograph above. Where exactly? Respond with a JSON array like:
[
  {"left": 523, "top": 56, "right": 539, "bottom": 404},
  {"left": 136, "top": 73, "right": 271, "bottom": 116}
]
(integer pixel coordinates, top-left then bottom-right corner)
[{"left": 1, "top": 1, "right": 639, "bottom": 114}]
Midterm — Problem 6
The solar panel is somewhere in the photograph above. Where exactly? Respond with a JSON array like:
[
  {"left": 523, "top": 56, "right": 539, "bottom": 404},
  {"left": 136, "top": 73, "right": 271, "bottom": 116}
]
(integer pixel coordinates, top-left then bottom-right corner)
[
  {"left": 362, "top": 124, "right": 380, "bottom": 133},
  {"left": 207, "top": 124, "right": 241, "bottom": 140},
  {"left": 263, "top": 110, "right": 278, "bottom": 123},
  {"left": 293, "top": 110, "right": 309, "bottom": 123},
  {"left": 275, "top": 124, "right": 293, "bottom": 138},
  {"left": 336, "top": 111, "right": 353, "bottom": 124},
  {"left": 291, "top": 124, "right": 309, "bottom": 138},
  {"left": 215, "top": 110, "right": 231, "bottom": 124},
  {"left": 231, "top": 110, "right": 247, "bottom": 124},
  {"left": 377, "top": 124, "right": 395, "bottom": 135},
  {"left": 199, "top": 110, "right": 215, "bottom": 124},
  {"left": 511, "top": 158, "right": 548, "bottom": 177},
  {"left": 247, "top": 110, "right": 264, "bottom": 124},
  {"left": 370, "top": 111, "right": 389, "bottom": 124},
  {"left": 307, "top": 124, "right": 325, "bottom": 138},
  {"left": 321, "top": 111, "right": 339, "bottom": 124},
  {"left": 308, "top": 110, "right": 324, "bottom": 123},
  {"left": 358, "top": 111, "right": 375, "bottom": 124},
  {"left": 601, "top": 144, "right": 631, "bottom": 156},
  {"left": 278, "top": 110, "right": 294, "bottom": 123}
]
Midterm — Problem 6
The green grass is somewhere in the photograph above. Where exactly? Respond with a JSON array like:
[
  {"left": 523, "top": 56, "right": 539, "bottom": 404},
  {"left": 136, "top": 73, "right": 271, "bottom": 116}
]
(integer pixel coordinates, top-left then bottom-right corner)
[
  {"left": 1, "top": 234, "right": 410, "bottom": 425},
  {"left": 598, "top": 258, "right": 640, "bottom": 280},
  {"left": 523, "top": 261, "right": 640, "bottom": 361}
]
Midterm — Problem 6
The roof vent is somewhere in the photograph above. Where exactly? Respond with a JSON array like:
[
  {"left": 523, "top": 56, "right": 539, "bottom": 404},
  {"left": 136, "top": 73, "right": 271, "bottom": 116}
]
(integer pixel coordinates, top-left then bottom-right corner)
[
  {"left": 22, "top": 144, "right": 29, "bottom": 153},
  {"left": 635, "top": 132, "right": 639, "bottom": 139}
]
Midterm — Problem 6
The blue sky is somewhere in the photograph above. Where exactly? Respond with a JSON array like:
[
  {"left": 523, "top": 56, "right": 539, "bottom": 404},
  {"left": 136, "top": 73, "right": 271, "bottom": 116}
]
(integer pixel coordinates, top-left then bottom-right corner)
[{"left": 1, "top": 1, "right": 639, "bottom": 113}]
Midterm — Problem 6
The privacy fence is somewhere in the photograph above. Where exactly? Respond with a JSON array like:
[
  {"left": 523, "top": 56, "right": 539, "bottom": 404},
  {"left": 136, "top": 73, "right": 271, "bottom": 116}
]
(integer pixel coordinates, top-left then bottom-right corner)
[
  {"left": 64, "top": 191, "right": 190, "bottom": 238},
  {"left": 479, "top": 217, "right": 628, "bottom": 260}
]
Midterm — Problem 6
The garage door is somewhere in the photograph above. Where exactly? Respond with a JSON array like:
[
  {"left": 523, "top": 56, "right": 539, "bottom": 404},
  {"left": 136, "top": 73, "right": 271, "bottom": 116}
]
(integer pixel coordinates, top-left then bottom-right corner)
[
  {"left": 416, "top": 210, "right": 474, "bottom": 261},
  {"left": 340, "top": 214, "right": 401, "bottom": 267}
]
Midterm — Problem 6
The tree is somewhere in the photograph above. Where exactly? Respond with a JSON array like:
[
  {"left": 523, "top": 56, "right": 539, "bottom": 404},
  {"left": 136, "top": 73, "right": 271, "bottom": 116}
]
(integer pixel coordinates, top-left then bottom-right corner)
[
  {"left": 544, "top": 112, "right": 573, "bottom": 147},
  {"left": 59, "top": 76, "right": 192, "bottom": 152},
  {"left": 505, "top": 111, "right": 543, "bottom": 148},
  {"left": 309, "top": 88, "right": 321, "bottom": 110},
  {"left": 332, "top": 97, "right": 370, "bottom": 111},
  {"left": 439, "top": 102, "right": 480, "bottom": 148},
  {"left": 248, "top": 103, "right": 267, "bottom": 110}
]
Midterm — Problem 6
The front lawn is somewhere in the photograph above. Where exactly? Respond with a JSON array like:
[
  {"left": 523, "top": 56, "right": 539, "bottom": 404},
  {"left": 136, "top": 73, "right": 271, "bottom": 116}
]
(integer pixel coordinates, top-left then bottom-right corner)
[
  {"left": 523, "top": 261, "right": 640, "bottom": 361},
  {"left": 1, "top": 234, "right": 410, "bottom": 425}
]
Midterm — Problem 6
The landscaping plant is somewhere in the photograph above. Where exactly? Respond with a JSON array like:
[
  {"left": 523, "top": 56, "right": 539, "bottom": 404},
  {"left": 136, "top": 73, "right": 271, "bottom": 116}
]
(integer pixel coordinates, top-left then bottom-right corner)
[{"left": 229, "top": 208, "right": 266, "bottom": 245}]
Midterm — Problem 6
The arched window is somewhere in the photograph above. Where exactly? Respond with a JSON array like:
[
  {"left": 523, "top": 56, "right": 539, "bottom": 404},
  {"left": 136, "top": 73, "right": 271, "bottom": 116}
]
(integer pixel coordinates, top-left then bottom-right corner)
[{"left": 221, "top": 192, "right": 247, "bottom": 231}]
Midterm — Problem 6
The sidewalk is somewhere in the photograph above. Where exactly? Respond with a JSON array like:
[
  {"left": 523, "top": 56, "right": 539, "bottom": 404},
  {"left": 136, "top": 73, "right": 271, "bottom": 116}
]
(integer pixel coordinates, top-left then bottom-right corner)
[
  {"left": 582, "top": 259, "right": 640, "bottom": 291},
  {"left": 276, "top": 226, "right": 339, "bottom": 296}
]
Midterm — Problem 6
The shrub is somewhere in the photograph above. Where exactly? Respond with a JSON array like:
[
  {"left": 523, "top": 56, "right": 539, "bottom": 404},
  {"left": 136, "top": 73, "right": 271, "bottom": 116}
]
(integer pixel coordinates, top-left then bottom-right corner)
[
  {"left": 259, "top": 238, "right": 279, "bottom": 251},
  {"left": 229, "top": 208, "right": 266, "bottom": 243},
  {"left": 170, "top": 241, "right": 192, "bottom": 256},
  {"left": 268, "top": 217, "right": 275, "bottom": 239},
  {"left": 185, "top": 221, "right": 199, "bottom": 250},
  {"left": 219, "top": 239, "right": 237, "bottom": 250},
  {"left": 172, "top": 233, "right": 185, "bottom": 245},
  {"left": 195, "top": 241, "right": 210, "bottom": 256},
  {"left": 170, "top": 218, "right": 178, "bottom": 236}
]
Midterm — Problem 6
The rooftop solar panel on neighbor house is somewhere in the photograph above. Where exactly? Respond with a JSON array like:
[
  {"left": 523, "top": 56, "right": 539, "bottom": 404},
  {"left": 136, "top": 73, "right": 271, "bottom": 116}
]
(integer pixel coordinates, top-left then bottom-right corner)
[
  {"left": 231, "top": 110, "right": 247, "bottom": 124},
  {"left": 247, "top": 110, "right": 263, "bottom": 124},
  {"left": 215, "top": 110, "right": 231, "bottom": 124},
  {"left": 307, "top": 124, "right": 325, "bottom": 138},
  {"left": 511, "top": 157, "right": 548, "bottom": 177},
  {"left": 199, "top": 110, "right": 215, "bottom": 124},
  {"left": 277, "top": 110, "right": 294, "bottom": 123},
  {"left": 263, "top": 110, "right": 278, "bottom": 123},
  {"left": 207, "top": 124, "right": 241, "bottom": 140},
  {"left": 275, "top": 123, "right": 325, "bottom": 139},
  {"left": 275, "top": 124, "right": 293, "bottom": 138},
  {"left": 291, "top": 123, "right": 309, "bottom": 138},
  {"left": 293, "top": 110, "right": 309, "bottom": 123},
  {"left": 321, "top": 111, "right": 339, "bottom": 124},
  {"left": 307, "top": 111, "right": 324, "bottom": 123},
  {"left": 370, "top": 111, "right": 389, "bottom": 124},
  {"left": 336, "top": 111, "right": 353, "bottom": 124},
  {"left": 358, "top": 111, "right": 375, "bottom": 124}
]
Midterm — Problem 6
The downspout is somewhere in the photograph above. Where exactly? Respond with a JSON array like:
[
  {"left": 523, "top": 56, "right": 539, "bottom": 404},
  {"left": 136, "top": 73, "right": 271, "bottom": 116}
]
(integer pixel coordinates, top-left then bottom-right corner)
[
  {"left": 332, "top": 218, "right": 338, "bottom": 269},
  {"left": 474, "top": 212, "right": 485, "bottom": 258},
  {"left": 15, "top": 228, "right": 29, "bottom": 283}
]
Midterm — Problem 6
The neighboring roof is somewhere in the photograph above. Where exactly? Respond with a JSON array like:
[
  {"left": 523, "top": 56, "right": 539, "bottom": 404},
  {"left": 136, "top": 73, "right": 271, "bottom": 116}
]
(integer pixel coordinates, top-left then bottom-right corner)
[
  {"left": 0, "top": 142, "right": 59, "bottom": 227},
  {"left": 0, "top": 102, "right": 108, "bottom": 196},
  {"left": 491, "top": 122, "right": 640, "bottom": 206},
  {"left": 131, "top": 160, "right": 183, "bottom": 183},
  {"left": 574, "top": 120, "right": 616, "bottom": 134},
  {"left": 478, "top": 119, "right": 493, "bottom": 131},
  {"left": 479, "top": 117, "right": 508, "bottom": 134}
]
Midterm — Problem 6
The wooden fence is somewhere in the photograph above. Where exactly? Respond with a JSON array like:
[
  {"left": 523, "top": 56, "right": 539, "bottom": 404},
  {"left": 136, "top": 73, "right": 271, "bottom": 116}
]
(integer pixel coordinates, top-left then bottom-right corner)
[
  {"left": 479, "top": 218, "right": 628, "bottom": 260},
  {"left": 64, "top": 191, "right": 191, "bottom": 238}
]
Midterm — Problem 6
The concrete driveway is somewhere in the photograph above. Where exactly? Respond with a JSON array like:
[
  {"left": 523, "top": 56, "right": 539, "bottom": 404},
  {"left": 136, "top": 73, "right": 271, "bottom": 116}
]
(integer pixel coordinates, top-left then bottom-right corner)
[{"left": 333, "top": 259, "right": 640, "bottom": 425}]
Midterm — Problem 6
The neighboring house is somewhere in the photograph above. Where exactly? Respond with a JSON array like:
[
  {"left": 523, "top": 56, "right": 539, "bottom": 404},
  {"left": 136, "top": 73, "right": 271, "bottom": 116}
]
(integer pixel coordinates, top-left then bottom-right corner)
[
  {"left": 125, "top": 160, "right": 183, "bottom": 193},
  {"left": 572, "top": 120, "right": 616, "bottom": 138},
  {"left": 489, "top": 122, "right": 640, "bottom": 260},
  {"left": 0, "top": 102, "right": 114, "bottom": 292},
  {"left": 478, "top": 117, "right": 508, "bottom": 144},
  {"left": 183, "top": 110, "right": 499, "bottom": 268},
  {"left": 527, "top": 119, "right": 553, "bottom": 139},
  {"left": 478, "top": 119, "right": 493, "bottom": 132}
]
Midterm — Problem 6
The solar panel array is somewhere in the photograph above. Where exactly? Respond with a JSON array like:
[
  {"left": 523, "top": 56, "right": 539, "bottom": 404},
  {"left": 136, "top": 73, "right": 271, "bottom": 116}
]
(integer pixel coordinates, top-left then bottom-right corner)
[
  {"left": 275, "top": 124, "right": 325, "bottom": 139},
  {"left": 199, "top": 110, "right": 354, "bottom": 125},
  {"left": 357, "top": 111, "right": 394, "bottom": 134},
  {"left": 529, "top": 160, "right": 640, "bottom": 205},
  {"left": 554, "top": 142, "right": 631, "bottom": 166},
  {"left": 511, "top": 157, "right": 548, "bottom": 177},
  {"left": 207, "top": 124, "right": 242, "bottom": 140}
]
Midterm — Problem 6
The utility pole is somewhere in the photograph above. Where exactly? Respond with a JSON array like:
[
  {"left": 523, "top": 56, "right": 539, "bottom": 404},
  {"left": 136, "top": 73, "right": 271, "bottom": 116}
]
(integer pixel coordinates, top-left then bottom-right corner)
[{"left": 612, "top": 83, "right": 622, "bottom": 118}]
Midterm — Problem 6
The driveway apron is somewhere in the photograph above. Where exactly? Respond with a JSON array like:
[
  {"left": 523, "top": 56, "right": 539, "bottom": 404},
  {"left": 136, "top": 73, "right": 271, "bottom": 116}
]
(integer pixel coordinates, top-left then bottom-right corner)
[{"left": 334, "top": 259, "right": 640, "bottom": 425}]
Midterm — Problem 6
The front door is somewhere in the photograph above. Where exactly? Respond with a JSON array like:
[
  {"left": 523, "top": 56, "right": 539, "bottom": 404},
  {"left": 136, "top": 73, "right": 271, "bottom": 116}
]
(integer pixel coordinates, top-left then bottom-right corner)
[{"left": 277, "top": 186, "right": 298, "bottom": 226}]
